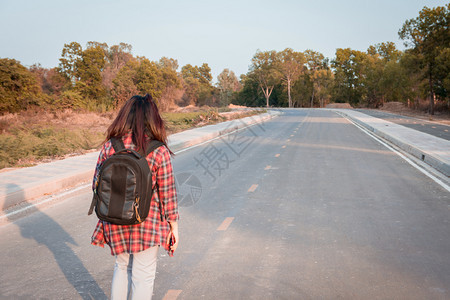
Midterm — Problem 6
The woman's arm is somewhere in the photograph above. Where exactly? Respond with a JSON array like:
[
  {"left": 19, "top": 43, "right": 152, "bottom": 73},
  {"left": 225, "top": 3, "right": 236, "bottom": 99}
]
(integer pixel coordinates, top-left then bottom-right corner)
[
  {"left": 167, "top": 221, "right": 179, "bottom": 252},
  {"left": 92, "top": 143, "right": 107, "bottom": 190},
  {"left": 156, "top": 147, "right": 179, "bottom": 250}
]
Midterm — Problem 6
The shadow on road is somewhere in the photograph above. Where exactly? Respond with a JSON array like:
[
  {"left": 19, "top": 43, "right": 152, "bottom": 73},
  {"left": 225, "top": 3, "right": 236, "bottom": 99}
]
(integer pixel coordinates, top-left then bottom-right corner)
[{"left": 4, "top": 183, "right": 107, "bottom": 299}]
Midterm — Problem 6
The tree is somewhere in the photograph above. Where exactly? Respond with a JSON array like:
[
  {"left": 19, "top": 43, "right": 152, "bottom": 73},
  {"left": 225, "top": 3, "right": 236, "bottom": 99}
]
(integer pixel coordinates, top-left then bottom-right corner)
[
  {"left": 217, "top": 69, "right": 241, "bottom": 106},
  {"left": 305, "top": 50, "right": 329, "bottom": 107},
  {"left": 159, "top": 57, "right": 179, "bottom": 72},
  {"left": 368, "top": 42, "right": 401, "bottom": 62},
  {"left": 181, "top": 63, "right": 212, "bottom": 84},
  {"left": 359, "top": 49, "right": 384, "bottom": 107},
  {"left": 157, "top": 58, "right": 183, "bottom": 111},
  {"left": 291, "top": 73, "right": 313, "bottom": 107},
  {"left": 112, "top": 60, "right": 140, "bottom": 107},
  {"left": 57, "top": 42, "right": 82, "bottom": 84},
  {"left": 181, "top": 63, "right": 215, "bottom": 106},
  {"left": 135, "top": 57, "right": 162, "bottom": 98},
  {"left": 102, "top": 43, "right": 133, "bottom": 91},
  {"left": 313, "top": 68, "right": 333, "bottom": 108},
  {"left": 198, "top": 63, "right": 213, "bottom": 84},
  {"left": 195, "top": 63, "right": 215, "bottom": 106},
  {"left": 331, "top": 48, "right": 367, "bottom": 106},
  {"left": 75, "top": 43, "right": 107, "bottom": 103},
  {"left": 250, "top": 50, "right": 279, "bottom": 107},
  {"left": 30, "top": 64, "right": 68, "bottom": 97},
  {"left": 276, "top": 48, "right": 305, "bottom": 108},
  {"left": 29, "top": 64, "right": 68, "bottom": 110},
  {"left": 235, "top": 73, "right": 266, "bottom": 107},
  {"left": 0, "top": 58, "right": 46, "bottom": 113},
  {"left": 435, "top": 48, "right": 450, "bottom": 101},
  {"left": 399, "top": 4, "right": 450, "bottom": 114},
  {"left": 366, "top": 42, "right": 413, "bottom": 106},
  {"left": 181, "top": 64, "right": 200, "bottom": 105},
  {"left": 57, "top": 41, "right": 110, "bottom": 110},
  {"left": 397, "top": 51, "right": 426, "bottom": 109},
  {"left": 111, "top": 56, "right": 183, "bottom": 110},
  {"left": 181, "top": 76, "right": 200, "bottom": 105},
  {"left": 380, "top": 57, "right": 413, "bottom": 104}
]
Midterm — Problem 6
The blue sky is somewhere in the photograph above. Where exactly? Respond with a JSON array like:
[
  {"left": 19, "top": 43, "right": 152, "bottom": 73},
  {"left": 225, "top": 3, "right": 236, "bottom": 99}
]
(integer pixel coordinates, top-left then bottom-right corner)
[{"left": 0, "top": 0, "right": 447, "bottom": 81}]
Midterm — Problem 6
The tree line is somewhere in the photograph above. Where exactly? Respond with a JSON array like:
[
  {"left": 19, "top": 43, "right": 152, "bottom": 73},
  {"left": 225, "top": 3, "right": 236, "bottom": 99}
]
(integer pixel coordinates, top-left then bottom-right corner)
[
  {"left": 0, "top": 41, "right": 241, "bottom": 113},
  {"left": 238, "top": 4, "right": 449, "bottom": 115},
  {"left": 0, "top": 4, "right": 448, "bottom": 114}
]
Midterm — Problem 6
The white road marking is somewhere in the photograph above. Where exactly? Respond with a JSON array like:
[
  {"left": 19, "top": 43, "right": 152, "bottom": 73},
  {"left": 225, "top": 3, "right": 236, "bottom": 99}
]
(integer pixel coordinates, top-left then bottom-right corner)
[
  {"left": 347, "top": 117, "right": 450, "bottom": 193},
  {"left": 248, "top": 184, "right": 258, "bottom": 192},
  {"left": 217, "top": 217, "right": 234, "bottom": 231},
  {"left": 163, "top": 290, "right": 182, "bottom": 300},
  {"left": 174, "top": 118, "right": 271, "bottom": 155},
  {"left": 1, "top": 183, "right": 91, "bottom": 220},
  {"left": 265, "top": 165, "right": 271, "bottom": 170},
  {"left": 282, "top": 145, "right": 286, "bottom": 148}
]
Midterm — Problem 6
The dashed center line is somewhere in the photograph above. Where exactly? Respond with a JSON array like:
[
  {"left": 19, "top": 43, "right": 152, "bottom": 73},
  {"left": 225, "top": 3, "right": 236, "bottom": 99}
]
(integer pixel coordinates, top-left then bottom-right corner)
[
  {"left": 163, "top": 290, "right": 182, "bottom": 300},
  {"left": 275, "top": 154, "right": 280, "bottom": 157},
  {"left": 287, "top": 139, "right": 291, "bottom": 142},
  {"left": 290, "top": 134, "right": 294, "bottom": 137},
  {"left": 248, "top": 184, "right": 258, "bottom": 192},
  {"left": 217, "top": 217, "right": 235, "bottom": 231}
]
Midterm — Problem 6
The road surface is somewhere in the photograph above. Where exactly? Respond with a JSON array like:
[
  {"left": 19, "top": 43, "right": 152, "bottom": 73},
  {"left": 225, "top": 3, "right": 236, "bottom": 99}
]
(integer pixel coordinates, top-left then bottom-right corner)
[{"left": 1, "top": 109, "right": 449, "bottom": 299}]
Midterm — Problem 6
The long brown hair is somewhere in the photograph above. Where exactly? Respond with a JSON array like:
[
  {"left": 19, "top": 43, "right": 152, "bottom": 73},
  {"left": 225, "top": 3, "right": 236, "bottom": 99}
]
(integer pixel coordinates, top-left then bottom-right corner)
[{"left": 106, "top": 94, "right": 172, "bottom": 154}]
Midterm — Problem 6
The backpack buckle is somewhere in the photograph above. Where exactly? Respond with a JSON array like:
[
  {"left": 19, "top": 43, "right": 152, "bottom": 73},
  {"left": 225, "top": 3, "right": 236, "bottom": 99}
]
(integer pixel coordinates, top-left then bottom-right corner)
[{"left": 134, "top": 197, "right": 142, "bottom": 223}]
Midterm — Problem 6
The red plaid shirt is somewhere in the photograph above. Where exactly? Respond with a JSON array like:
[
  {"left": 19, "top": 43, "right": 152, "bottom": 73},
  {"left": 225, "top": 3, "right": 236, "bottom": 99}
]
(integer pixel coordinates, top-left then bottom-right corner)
[{"left": 91, "top": 132, "right": 179, "bottom": 256}]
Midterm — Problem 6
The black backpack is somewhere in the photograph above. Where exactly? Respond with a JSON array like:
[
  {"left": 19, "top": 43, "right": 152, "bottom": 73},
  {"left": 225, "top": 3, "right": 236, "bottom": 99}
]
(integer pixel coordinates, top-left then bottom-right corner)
[{"left": 88, "top": 137, "right": 164, "bottom": 225}]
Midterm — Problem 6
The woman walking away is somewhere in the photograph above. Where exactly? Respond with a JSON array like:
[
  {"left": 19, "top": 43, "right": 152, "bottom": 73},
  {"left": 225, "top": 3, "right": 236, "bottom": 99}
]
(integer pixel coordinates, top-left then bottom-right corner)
[{"left": 90, "top": 94, "right": 179, "bottom": 300}]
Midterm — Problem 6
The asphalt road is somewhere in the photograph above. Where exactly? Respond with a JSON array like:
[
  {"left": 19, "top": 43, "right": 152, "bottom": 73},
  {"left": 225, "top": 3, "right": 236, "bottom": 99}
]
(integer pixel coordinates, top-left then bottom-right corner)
[
  {"left": 1, "top": 109, "right": 449, "bottom": 299},
  {"left": 355, "top": 109, "right": 450, "bottom": 141}
]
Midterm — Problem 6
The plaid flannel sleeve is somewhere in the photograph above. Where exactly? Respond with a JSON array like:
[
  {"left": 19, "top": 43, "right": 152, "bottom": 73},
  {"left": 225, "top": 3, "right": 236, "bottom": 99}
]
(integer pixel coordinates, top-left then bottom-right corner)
[
  {"left": 92, "top": 142, "right": 110, "bottom": 191},
  {"left": 157, "top": 147, "right": 179, "bottom": 222}
]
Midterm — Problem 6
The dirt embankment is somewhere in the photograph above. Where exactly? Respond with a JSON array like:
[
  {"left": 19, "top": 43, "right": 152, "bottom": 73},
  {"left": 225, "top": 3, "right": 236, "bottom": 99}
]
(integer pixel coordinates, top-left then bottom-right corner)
[
  {"left": 379, "top": 102, "right": 450, "bottom": 125},
  {"left": 0, "top": 110, "right": 115, "bottom": 134},
  {"left": 325, "top": 101, "right": 450, "bottom": 125},
  {"left": 326, "top": 103, "right": 353, "bottom": 109},
  {"left": 172, "top": 104, "right": 259, "bottom": 121},
  {"left": 0, "top": 105, "right": 264, "bottom": 170}
]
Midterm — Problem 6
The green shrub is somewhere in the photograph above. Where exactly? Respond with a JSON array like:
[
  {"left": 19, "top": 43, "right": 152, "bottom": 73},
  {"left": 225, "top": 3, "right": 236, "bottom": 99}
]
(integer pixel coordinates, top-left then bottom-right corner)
[{"left": 0, "top": 125, "right": 104, "bottom": 169}]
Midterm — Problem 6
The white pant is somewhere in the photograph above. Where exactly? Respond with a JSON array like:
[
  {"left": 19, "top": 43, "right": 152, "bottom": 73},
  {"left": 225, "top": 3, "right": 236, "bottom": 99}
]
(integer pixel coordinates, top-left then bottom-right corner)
[{"left": 111, "top": 246, "right": 158, "bottom": 300}]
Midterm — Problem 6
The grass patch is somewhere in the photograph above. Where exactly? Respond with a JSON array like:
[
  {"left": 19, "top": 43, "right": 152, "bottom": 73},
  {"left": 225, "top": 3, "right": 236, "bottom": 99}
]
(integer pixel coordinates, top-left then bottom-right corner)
[
  {"left": 0, "top": 126, "right": 104, "bottom": 169},
  {"left": 0, "top": 108, "right": 267, "bottom": 169},
  {"left": 162, "top": 111, "right": 206, "bottom": 132},
  {"left": 163, "top": 110, "right": 226, "bottom": 133}
]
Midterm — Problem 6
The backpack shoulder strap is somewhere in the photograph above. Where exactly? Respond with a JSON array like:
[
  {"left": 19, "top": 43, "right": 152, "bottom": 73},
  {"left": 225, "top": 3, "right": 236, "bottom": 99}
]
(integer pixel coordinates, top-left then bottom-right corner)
[
  {"left": 111, "top": 137, "right": 126, "bottom": 153},
  {"left": 146, "top": 139, "right": 164, "bottom": 156}
]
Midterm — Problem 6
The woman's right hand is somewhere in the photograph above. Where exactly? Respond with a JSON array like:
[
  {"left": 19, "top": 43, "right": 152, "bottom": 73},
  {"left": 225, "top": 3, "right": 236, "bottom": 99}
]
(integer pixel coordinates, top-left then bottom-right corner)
[{"left": 167, "top": 221, "right": 179, "bottom": 252}]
